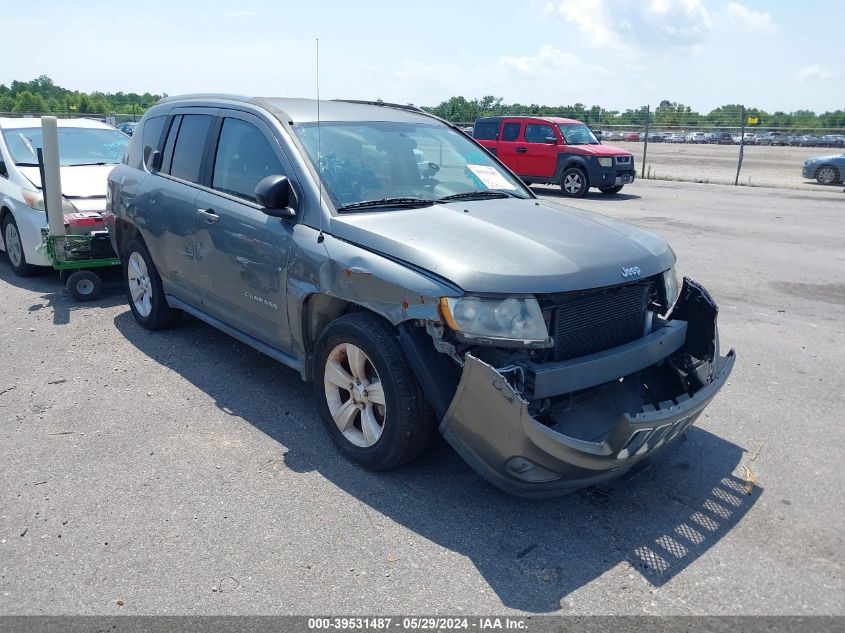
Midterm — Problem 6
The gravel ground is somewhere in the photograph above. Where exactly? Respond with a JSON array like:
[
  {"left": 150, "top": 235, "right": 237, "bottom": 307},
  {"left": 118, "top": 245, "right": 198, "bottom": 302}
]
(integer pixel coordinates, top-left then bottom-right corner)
[
  {"left": 0, "top": 180, "right": 843, "bottom": 615},
  {"left": 614, "top": 141, "right": 841, "bottom": 189}
]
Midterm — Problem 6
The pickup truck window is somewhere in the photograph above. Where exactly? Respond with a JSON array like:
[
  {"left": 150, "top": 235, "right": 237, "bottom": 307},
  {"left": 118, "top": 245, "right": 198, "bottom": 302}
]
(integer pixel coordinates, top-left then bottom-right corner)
[
  {"left": 524, "top": 123, "right": 555, "bottom": 144},
  {"left": 501, "top": 122, "right": 521, "bottom": 142},
  {"left": 293, "top": 120, "right": 529, "bottom": 210},
  {"left": 558, "top": 123, "right": 600, "bottom": 145}
]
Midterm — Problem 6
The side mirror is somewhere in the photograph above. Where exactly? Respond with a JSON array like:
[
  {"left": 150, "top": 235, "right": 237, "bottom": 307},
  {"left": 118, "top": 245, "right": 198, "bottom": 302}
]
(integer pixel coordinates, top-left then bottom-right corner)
[
  {"left": 0, "top": 160, "right": 7, "bottom": 178},
  {"left": 255, "top": 175, "right": 296, "bottom": 218},
  {"left": 544, "top": 136, "right": 558, "bottom": 145}
]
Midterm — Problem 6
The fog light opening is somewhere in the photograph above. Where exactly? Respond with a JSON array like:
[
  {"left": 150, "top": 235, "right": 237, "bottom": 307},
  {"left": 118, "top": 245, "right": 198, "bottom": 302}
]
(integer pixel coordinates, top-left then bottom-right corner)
[{"left": 505, "top": 457, "right": 563, "bottom": 483}]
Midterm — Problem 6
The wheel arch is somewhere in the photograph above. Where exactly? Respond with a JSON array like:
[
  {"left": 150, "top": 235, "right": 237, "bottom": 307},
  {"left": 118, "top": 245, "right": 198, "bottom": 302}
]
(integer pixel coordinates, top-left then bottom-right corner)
[{"left": 114, "top": 218, "right": 142, "bottom": 258}]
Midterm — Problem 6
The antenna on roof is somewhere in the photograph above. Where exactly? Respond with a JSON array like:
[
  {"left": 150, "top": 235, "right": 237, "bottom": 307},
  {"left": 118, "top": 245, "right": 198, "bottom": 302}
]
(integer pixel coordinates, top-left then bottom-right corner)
[{"left": 316, "top": 37, "right": 324, "bottom": 243}]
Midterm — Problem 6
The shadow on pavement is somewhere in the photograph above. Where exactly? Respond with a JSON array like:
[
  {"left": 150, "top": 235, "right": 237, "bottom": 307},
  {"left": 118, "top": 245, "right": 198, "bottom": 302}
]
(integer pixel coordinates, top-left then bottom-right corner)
[
  {"left": 114, "top": 310, "right": 760, "bottom": 613},
  {"left": 0, "top": 256, "right": 124, "bottom": 325},
  {"left": 531, "top": 184, "right": 642, "bottom": 202}
]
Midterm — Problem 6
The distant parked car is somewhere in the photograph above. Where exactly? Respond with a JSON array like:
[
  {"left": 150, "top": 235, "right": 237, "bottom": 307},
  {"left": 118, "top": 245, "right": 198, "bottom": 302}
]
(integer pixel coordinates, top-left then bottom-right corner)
[
  {"left": 622, "top": 131, "right": 640, "bottom": 142},
  {"left": 664, "top": 133, "right": 686, "bottom": 143},
  {"left": 116, "top": 122, "right": 138, "bottom": 136},
  {"left": 709, "top": 132, "right": 734, "bottom": 145},
  {"left": 790, "top": 134, "right": 820, "bottom": 147},
  {"left": 602, "top": 131, "right": 621, "bottom": 141},
  {"left": 817, "top": 135, "right": 845, "bottom": 148},
  {"left": 685, "top": 132, "right": 707, "bottom": 143},
  {"left": 645, "top": 132, "right": 665, "bottom": 142},
  {"left": 802, "top": 153, "right": 845, "bottom": 185},
  {"left": 756, "top": 131, "right": 790, "bottom": 146}
]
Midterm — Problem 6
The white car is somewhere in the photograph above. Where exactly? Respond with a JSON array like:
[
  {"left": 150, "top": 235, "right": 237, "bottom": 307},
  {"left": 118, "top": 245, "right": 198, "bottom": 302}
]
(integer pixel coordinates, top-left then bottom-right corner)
[
  {"left": 684, "top": 132, "right": 707, "bottom": 143},
  {"left": 0, "top": 117, "right": 129, "bottom": 275}
]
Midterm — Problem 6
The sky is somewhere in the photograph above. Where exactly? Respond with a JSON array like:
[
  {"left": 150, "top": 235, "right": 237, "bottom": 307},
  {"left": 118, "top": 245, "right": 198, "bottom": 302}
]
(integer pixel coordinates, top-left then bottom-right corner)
[{"left": 2, "top": 0, "right": 842, "bottom": 113}]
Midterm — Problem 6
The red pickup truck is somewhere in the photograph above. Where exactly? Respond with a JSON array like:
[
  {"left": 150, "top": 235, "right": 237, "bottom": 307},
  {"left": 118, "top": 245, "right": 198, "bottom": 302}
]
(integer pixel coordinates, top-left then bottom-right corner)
[{"left": 472, "top": 116, "right": 636, "bottom": 197}]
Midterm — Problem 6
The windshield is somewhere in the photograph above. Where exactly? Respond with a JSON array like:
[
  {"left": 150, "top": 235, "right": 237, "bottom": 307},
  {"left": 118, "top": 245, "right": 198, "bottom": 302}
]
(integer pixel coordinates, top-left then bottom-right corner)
[
  {"left": 1, "top": 126, "right": 129, "bottom": 166},
  {"left": 292, "top": 121, "right": 530, "bottom": 211},
  {"left": 558, "top": 123, "right": 599, "bottom": 145}
]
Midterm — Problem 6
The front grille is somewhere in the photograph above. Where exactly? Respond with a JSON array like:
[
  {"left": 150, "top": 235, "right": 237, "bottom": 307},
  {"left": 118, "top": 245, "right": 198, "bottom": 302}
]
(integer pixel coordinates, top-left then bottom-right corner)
[{"left": 547, "top": 279, "right": 654, "bottom": 361}]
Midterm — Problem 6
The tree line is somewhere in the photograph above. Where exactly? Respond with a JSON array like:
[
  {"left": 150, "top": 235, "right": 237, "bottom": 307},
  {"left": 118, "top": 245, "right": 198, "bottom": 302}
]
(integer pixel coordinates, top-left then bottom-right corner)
[
  {"left": 2, "top": 77, "right": 842, "bottom": 131},
  {"left": 0, "top": 75, "right": 163, "bottom": 116},
  {"left": 423, "top": 96, "right": 845, "bottom": 130}
]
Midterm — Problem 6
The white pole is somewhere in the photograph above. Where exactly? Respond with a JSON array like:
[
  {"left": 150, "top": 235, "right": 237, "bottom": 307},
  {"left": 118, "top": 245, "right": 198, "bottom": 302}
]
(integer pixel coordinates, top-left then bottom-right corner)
[{"left": 40, "top": 116, "right": 65, "bottom": 237}]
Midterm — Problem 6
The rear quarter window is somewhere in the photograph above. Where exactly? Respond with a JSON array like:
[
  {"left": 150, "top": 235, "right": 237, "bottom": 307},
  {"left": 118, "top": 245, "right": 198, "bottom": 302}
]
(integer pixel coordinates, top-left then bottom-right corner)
[{"left": 140, "top": 116, "right": 166, "bottom": 170}]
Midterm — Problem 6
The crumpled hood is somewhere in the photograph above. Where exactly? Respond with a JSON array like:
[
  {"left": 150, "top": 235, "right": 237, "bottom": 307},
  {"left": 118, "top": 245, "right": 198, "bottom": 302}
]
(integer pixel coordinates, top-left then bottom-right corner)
[
  {"left": 570, "top": 144, "right": 631, "bottom": 157},
  {"left": 330, "top": 198, "right": 674, "bottom": 294},
  {"left": 19, "top": 164, "right": 116, "bottom": 198}
]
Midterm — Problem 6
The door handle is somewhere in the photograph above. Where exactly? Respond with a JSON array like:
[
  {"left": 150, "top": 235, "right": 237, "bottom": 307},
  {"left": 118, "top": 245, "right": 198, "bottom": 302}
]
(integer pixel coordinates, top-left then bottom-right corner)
[
  {"left": 515, "top": 147, "right": 527, "bottom": 153},
  {"left": 197, "top": 208, "right": 219, "bottom": 224}
]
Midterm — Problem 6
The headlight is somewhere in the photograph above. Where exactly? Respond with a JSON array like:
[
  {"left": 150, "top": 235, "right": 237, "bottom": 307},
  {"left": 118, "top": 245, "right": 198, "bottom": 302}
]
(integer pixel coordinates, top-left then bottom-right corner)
[
  {"left": 663, "top": 267, "right": 680, "bottom": 309},
  {"left": 440, "top": 296, "right": 549, "bottom": 344},
  {"left": 597, "top": 157, "right": 613, "bottom": 167},
  {"left": 21, "top": 188, "right": 78, "bottom": 214}
]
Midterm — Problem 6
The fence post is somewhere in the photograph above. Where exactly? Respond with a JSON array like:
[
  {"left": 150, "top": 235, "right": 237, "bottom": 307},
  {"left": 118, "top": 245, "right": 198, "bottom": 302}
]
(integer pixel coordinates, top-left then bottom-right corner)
[
  {"left": 641, "top": 105, "right": 650, "bottom": 179},
  {"left": 735, "top": 105, "right": 746, "bottom": 186}
]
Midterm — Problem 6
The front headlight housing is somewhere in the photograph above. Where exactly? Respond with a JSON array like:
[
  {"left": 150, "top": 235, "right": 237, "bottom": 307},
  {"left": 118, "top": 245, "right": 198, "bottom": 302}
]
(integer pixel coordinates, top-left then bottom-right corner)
[
  {"left": 439, "top": 296, "right": 549, "bottom": 345},
  {"left": 663, "top": 267, "right": 680, "bottom": 310},
  {"left": 597, "top": 157, "right": 613, "bottom": 167},
  {"left": 21, "top": 188, "right": 78, "bottom": 214}
]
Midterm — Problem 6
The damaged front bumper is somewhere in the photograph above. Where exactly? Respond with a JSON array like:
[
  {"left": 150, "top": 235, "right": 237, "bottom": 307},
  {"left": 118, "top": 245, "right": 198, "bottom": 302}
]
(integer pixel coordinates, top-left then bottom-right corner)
[{"left": 439, "top": 279, "right": 736, "bottom": 498}]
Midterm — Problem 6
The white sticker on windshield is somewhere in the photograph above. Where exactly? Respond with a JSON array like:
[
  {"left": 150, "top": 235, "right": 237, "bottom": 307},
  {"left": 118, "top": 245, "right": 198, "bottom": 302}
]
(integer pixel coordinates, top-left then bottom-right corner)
[{"left": 466, "top": 164, "right": 517, "bottom": 190}]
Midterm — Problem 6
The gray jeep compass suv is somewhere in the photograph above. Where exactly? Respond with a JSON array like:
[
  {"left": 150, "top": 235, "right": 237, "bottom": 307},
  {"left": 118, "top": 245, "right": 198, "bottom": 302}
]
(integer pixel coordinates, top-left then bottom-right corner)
[{"left": 106, "top": 95, "right": 735, "bottom": 497}]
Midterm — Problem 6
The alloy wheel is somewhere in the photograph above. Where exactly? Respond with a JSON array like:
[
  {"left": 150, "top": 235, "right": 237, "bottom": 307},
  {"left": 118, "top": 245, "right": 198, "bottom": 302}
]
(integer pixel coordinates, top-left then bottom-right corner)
[
  {"left": 4, "top": 222, "right": 23, "bottom": 268},
  {"left": 127, "top": 251, "right": 153, "bottom": 317},
  {"left": 563, "top": 172, "right": 583, "bottom": 194}
]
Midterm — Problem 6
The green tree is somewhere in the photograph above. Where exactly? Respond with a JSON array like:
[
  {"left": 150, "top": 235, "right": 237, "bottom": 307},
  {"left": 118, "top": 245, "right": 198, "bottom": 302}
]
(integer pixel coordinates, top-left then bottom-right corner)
[{"left": 12, "top": 91, "right": 48, "bottom": 113}]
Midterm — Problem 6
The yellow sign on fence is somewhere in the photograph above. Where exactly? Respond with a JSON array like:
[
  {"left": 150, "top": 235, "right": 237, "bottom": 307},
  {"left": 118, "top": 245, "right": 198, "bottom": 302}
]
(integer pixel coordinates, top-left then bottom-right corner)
[{"left": 747, "top": 116, "right": 759, "bottom": 125}]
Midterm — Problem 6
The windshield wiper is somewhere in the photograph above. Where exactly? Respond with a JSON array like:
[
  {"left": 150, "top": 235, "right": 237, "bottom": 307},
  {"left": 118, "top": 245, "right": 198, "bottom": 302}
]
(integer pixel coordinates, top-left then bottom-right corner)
[
  {"left": 337, "top": 197, "right": 435, "bottom": 212},
  {"left": 14, "top": 162, "right": 40, "bottom": 167},
  {"left": 438, "top": 190, "right": 521, "bottom": 202},
  {"left": 68, "top": 162, "right": 113, "bottom": 166}
]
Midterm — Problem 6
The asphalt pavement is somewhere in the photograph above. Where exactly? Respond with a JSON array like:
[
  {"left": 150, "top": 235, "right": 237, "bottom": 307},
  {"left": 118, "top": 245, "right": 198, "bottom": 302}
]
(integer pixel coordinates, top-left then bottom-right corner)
[{"left": 0, "top": 180, "right": 842, "bottom": 615}]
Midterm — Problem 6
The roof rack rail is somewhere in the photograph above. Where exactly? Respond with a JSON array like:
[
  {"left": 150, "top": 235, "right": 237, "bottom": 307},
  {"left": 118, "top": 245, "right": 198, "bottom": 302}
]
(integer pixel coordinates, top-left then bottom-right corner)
[{"left": 332, "top": 99, "right": 426, "bottom": 114}]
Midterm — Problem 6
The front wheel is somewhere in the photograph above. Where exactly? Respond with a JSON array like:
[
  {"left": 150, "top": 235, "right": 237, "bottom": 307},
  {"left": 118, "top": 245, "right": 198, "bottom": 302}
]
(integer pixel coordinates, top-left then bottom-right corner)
[
  {"left": 313, "top": 313, "right": 435, "bottom": 471},
  {"left": 560, "top": 167, "right": 589, "bottom": 197},
  {"left": 816, "top": 165, "right": 840, "bottom": 185},
  {"left": 123, "top": 238, "right": 181, "bottom": 329},
  {"left": 2, "top": 215, "right": 35, "bottom": 277},
  {"left": 599, "top": 185, "right": 624, "bottom": 195}
]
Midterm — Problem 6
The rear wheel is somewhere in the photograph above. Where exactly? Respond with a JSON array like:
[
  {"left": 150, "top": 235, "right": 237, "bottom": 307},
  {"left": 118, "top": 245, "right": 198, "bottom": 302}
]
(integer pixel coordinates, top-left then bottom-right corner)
[
  {"left": 599, "top": 185, "right": 624, "bottom": 195},
  {"left": 2, "top": 215, "right": 35, "bottom": 277},
  {"left": 123, "top": 238, "right": 180, "bottom": 329},
  {"left": 313, "top": 312, "right": 435, "bottom": 471},
  {"left": 816, "top": 165, "right": 840, "bottom": 185},
  {"left": 560, "top": 167, "right": 588, "bottom": 197}
]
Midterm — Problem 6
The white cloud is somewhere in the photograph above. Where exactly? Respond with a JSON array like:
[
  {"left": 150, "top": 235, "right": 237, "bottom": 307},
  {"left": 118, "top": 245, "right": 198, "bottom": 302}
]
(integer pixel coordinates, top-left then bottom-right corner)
[
  {"left": 724, "top": 2, "right": 778, "bottom": 34},
  {"left": 500, "top": 45, "right": 591, "bottom": 74},
  {"left": 798, "top": 64, "right": 835, "bottom": 81}
]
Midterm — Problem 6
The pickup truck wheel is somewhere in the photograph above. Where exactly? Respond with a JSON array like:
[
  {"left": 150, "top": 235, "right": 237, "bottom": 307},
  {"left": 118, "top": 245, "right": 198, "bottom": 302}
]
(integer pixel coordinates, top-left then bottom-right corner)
[
  {"left": 816, "top": 165, "right": 840, "bottom": 185},
  {"left": 599, "top": 185, "right": 624, "bottom": 195},
  {"left": 560, "top": 167, "right": 588, "bottom": 197},
  {"left": 2, "top": 215, "right": 35, "bottom": 277},
  {"left": 123, "top": 238, "right": 181, "bottom": 329},
  {"left": 314, "top": 313, "right": 434, "bottom": 471}
]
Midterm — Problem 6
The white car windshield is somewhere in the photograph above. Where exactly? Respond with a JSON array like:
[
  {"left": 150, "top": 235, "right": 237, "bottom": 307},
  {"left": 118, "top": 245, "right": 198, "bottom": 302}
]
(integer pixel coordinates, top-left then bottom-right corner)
[
  {"left": 558, "top": 123, "right": 599, "bottom": 145},
  {"left": 292, "top": 121, "right": 530, "bottom": 211},
  {"left": 2, "top": 126, "right": 129, "bottom": 166}
]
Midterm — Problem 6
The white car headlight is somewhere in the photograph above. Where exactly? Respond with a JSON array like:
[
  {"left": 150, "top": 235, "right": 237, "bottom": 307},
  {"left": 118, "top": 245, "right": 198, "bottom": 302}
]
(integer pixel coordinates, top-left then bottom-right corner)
[
  {"left": 597, "top": 157, "right": 613, "bottom": 167},
  {"left": 21, "top": 188, "right": 78, "bottom": 214},
  {"left": 440, "top": 296, "right": 549, "bottom": 344},
  {"left": 663, "top": 267, "right": 680, "bottom": 309}
]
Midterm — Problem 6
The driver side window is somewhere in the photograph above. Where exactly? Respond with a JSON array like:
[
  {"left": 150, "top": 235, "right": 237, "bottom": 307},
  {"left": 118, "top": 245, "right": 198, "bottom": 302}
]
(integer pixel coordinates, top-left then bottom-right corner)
[
  {"left": 524, "top": 123, "right": 555, "bottom": 144},
  {"left": 212, "top": 118, "right": 285, "bottom": 203}
]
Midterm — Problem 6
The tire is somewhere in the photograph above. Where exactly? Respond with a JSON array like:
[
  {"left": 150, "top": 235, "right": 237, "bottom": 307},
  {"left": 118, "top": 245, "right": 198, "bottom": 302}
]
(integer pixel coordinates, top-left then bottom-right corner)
[
  {"left": 560, "top": 167, "right": 589, "bottom": 198},
  {"left": 816, "top": 165, "right": 840, "bottom": 185},
  {"left": 599, "top": 185, "right": 624, "bottom": 195},
  {"left": 123, "top": 237, "right": 180, "bottom": 329},
  {"left": 66, "top": 270, "right": 102, "bottom": 301},
  {"left": 313, "top": 312, "right": 435, "bottom": 471},
  {"left": 2, "top": 214, "right": 36, "bottom": 277}
]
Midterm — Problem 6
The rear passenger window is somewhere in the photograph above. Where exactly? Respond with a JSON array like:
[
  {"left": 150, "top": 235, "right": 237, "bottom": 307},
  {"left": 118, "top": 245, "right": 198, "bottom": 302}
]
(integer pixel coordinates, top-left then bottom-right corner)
[
  {"left": 473, "top": 121, "right": 499, "bottom": 141},
  {"left": 211, "top": 118, "right": 284, "bottom": 202},
  {"left": 524, "top": 123, "right": 555, "bottom": 144},
  {"left": 141, "top": 116, "right": 165, "bottom": 168},
  {"left": 168, "top": 114, "right": 213, "bottom": 183},
  {"left": 502, "top": 123, "right": 521, "bottom": 141}
]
